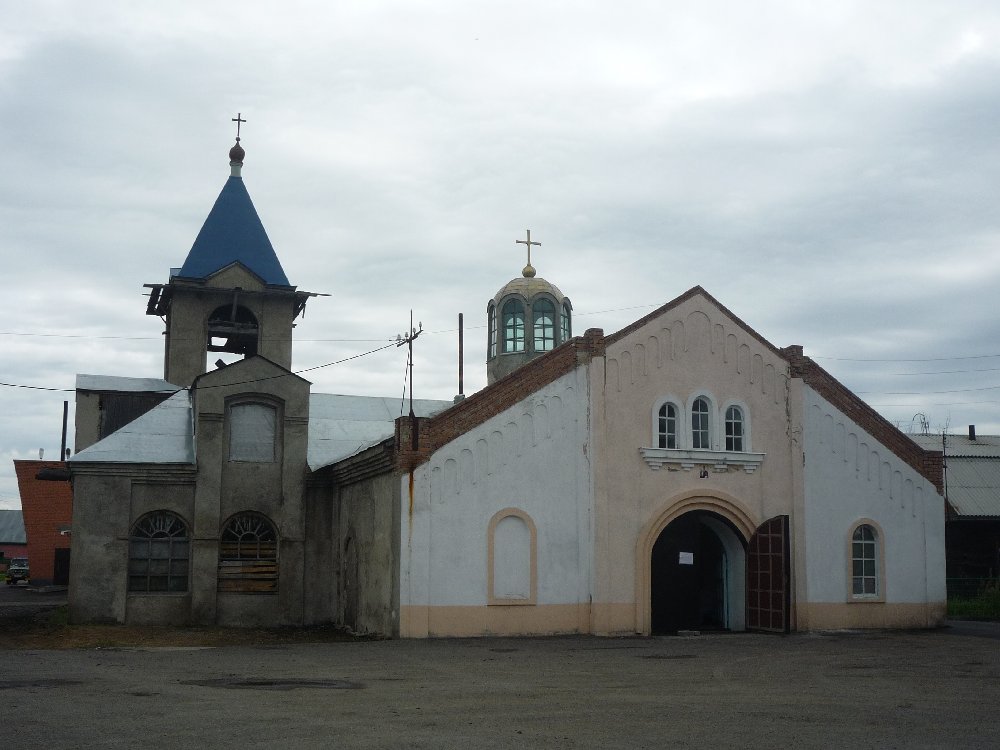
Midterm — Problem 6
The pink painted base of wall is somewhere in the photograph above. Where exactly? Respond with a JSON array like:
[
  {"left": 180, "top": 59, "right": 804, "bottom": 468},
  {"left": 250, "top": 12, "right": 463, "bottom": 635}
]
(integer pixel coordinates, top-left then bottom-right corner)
[
  {"left": 797, "top": 602, "right": 947, "bottom": 630},
  {"left": 400, "top": 603, "right": 639, "bottom": 638},
  {"left": 400, "top": 601, "right": 947, "bottom": 637}
]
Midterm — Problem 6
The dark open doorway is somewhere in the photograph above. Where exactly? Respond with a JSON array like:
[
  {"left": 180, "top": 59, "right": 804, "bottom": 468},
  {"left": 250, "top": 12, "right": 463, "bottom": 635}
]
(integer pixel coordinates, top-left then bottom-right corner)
[{"left": 651, "top": 511, "right": 746, "bottom": 634}]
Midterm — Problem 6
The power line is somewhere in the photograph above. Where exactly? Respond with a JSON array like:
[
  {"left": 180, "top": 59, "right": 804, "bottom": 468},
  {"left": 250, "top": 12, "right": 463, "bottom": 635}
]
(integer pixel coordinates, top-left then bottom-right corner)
[
  {"left": 815, "top": 353, "right": 1000, "bottom": 363},
  {"left": 0, "top": 340, "right": 403, "bottom": 394}
]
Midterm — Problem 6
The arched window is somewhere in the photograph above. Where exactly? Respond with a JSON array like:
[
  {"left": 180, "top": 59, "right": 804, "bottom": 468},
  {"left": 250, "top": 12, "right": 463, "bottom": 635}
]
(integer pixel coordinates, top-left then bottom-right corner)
[
  {"left": 560, "top": 303, "right": 571, "bottom": 343},
  {"left": 229, "top": 402, "right": 277, "bottom": 462},
  {"left": 128, "top": 511, "right": 189, "bottom": 593},
  {"left": 692, "top": 397, "right": 710, "bottom": 449},
  {"left": 487, "top": 304, "right": 497, "bottom": 359},
  {"left": 533, "top": 299, "right": 556, "bottom": 352},
  {"left": 725, "top": 406, "right": 745, "bottom": 451},
  {"left": 501, "top": 299, "right": 525, "bottom": 353},
  {"left": 219, "top": 513, "right": 279, "bottom": 594},
  {"left": 851, "top": 524, "right": 879, "bottom": 598},
  {"left": 658, "top": 403, "right": 678, "bottom": 449}
]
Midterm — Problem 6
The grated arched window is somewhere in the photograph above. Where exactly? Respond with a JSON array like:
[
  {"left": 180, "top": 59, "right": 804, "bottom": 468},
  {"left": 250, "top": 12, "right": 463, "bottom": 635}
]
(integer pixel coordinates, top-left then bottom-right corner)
[
  {"left": 560, "top": 303, "right": 571, "bottom": 343},
  {"left": 128, "top": 511, "right": 189, "bottom": 593}
]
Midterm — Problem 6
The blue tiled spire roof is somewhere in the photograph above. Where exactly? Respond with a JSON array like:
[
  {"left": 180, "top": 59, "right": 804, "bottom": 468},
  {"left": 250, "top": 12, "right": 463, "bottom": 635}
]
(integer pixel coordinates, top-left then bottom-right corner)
[{"left": 177, "top": 176, "right": 290, "bottom": 286}]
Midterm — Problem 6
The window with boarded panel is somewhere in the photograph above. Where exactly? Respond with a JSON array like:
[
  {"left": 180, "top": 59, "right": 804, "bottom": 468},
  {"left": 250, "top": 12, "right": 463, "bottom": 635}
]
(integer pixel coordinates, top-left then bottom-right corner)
[{"left": 218, "top": 513, "right": 278, "bottom": 594}]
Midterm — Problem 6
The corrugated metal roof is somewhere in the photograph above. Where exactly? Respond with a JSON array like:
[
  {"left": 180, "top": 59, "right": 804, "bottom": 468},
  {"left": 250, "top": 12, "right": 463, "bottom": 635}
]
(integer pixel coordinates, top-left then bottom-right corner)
[
  {"left": 307, "top": 394, "right": 452, "bottom": 471},
  {"left": 909, "top": 434, "right": 1000, "bottom": 517},
  {"left": 910, "top": 433, "right": 1000, "bottom": 458},
  {"left": 67, "top": 389, "right": 452, "bottom": 471},
  {"left": 0, "top": 510, "right": 26, "bottom": 544},
  {"left": 942, "top": 458, "right": 1000, "bottom": 517},
  {"left": 76, "top": 374, "right": 180, "bottom": 393},
  {"left": 177, "top": 176, "right": 290, "bottom": 286},
  {"left": 70, "top": 389, "right": 194, "bottom": 464}
]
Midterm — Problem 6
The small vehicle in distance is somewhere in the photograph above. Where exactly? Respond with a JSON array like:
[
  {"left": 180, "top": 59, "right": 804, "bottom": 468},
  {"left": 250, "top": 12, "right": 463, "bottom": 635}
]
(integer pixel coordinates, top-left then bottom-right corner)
[{"left": 5, "top": 557, "right": 29, "bottom": 585}]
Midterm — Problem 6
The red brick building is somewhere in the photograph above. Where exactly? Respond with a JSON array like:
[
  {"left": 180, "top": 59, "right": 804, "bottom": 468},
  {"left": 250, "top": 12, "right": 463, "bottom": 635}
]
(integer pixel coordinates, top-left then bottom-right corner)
[{"left": 14, "top": 460, "right": 72, "bottom": 586}]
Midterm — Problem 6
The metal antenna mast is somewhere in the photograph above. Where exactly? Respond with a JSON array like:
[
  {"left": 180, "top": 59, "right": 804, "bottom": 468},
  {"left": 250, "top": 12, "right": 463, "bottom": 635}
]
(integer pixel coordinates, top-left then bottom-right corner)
[{"left": 396, "top": 311, "right": 423, "bottom": 448}]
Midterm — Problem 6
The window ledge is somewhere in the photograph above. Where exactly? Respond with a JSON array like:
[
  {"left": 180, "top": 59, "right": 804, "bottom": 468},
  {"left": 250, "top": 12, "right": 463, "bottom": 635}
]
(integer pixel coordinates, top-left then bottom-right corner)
[{"left": 639, "top": 447, "right": 766, "bottom": 474}]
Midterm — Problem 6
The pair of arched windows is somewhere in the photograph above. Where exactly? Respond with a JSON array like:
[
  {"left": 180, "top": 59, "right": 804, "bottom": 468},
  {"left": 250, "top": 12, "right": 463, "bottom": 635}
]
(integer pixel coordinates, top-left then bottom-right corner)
[
  {"left": 657, "top": 398, "right": 747, "bottom": 452},
  {"left": 488, "top": 298, "right": 572, "bottom": 358},
  {"left": 127, "top": 511, "right": 278, "bottom": 594}
]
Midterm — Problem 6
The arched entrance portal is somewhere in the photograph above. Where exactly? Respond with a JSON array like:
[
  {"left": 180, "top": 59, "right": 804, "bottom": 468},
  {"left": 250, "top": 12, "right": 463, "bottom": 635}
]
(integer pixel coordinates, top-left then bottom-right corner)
[{"left": 650, "top": 510, "right": 747, "bottom": 634}]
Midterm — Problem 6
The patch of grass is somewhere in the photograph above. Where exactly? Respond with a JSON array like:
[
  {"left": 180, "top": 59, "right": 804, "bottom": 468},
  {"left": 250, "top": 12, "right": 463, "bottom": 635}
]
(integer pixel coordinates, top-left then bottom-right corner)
[
  {"left": 46, "top": 604, "right": 70, "bottom": 626},
  {"left": 948, "top": 589, "right": 1000, "bottom": 620}
]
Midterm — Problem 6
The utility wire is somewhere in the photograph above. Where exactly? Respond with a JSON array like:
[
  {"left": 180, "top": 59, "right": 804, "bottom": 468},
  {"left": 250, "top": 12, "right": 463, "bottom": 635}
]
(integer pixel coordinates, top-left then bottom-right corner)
[{"left": 0, "top": 340, "right": 403, "bottom": 394}]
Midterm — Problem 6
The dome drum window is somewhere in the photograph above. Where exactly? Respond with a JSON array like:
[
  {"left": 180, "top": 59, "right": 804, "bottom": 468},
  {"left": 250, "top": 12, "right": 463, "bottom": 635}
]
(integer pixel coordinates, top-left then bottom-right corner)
[
  {"left": 501, "top": 299, "right": 525, "bottom": 353},
  {"left": 485, "top": 249, "right": 572, "bottom": 385}
]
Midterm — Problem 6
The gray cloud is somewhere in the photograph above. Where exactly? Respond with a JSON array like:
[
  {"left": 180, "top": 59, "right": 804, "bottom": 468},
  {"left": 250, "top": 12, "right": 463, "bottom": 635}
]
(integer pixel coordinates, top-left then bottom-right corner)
[{"left": 3, "top": 2, "right": 1000, "bottom": 506}]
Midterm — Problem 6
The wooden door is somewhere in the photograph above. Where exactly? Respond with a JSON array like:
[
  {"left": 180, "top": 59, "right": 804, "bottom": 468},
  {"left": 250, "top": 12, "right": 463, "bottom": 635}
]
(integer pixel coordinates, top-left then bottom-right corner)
[{"left": 746, "top": 515, "right": 790, "bottom": 633}]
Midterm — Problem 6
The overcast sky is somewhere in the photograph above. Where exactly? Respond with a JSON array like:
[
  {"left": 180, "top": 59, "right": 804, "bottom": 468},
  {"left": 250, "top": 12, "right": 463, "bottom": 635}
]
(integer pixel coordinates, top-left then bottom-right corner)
[{"left": 3, "top": 2, "right": 1000, "bottom": 509}]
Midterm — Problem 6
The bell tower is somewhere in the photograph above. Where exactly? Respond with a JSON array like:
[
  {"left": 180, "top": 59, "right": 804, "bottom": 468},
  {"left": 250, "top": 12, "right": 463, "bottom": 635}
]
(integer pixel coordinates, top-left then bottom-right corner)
[
  {"left": 486, "top": 230, "right": 573, "bottom": 384},
  {"left": 144, "top": 121, "right": 316, "bottom": 387}
]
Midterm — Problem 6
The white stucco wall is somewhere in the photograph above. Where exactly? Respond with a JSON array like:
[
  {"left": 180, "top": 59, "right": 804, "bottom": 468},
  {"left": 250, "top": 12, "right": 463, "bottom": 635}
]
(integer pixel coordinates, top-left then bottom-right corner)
[
  {"left": 800, "top": 385, "right": 946, "bottom": 625},
  {"left": 400, "top": 367, "right": 593, "bottom": 635}
]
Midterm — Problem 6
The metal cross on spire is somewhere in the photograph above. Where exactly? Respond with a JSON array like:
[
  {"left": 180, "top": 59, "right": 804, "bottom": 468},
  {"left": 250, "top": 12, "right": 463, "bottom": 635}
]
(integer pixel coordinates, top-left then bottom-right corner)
[
  {"left": 232, "top": 112, "right": 246, "bottom": 142},
  {"left": 516, "top": 229, "right": 541, "bottom": 278}
]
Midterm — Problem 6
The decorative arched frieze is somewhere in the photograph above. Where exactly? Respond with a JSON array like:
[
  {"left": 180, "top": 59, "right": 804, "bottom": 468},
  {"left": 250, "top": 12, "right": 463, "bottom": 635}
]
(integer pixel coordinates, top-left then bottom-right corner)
[
  {"left": 460, "top": 448, "right": 475, "bottom": 488},
  {"left": 725, "top": 333, "right": 738, "bottom": 365},
  {"left": 661, "top": 327, "right": 674, "bottom": 362},
  {"left": 548, "top": 395, "right": 563, "bottom": 433},
  {"left": 738, "top": 344, "right": 751, "bottom": 378},
  {"left": 713, "top": 323, "right": 725, "bottom": 355},
  {"left": 685, "top": 310, "right": 711, "bottom": 354},
  {"left": 607, "top": 358, "right": 620, "bottom": 392},
  {"left": 475, "top": 439, "right": 489, "bottom": 483},
  {"left": 620, "top": 350, "right": 633, "bottom": 387},
  {"left": 647, "top": 335, "right": 660, "bottom": 370}
]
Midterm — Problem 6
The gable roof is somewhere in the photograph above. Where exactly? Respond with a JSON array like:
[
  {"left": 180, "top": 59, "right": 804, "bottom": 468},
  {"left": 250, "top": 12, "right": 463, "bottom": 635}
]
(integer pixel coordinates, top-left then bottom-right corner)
[
  {"left": 604, "top": 285, "right": 784, "bottom": 358},
  {"left": 177, "top": 176, "right": 290, "bottom": 286},
  {"left": 606, "top": 285, "right": 942, "bottom": 491},
  {"left": 910, "top": 433, "right": 1000, "bottom": 517},
  {"left": 0, "top": 510, "right": 26, "bottom": 544},
  {"left": 70, "top": 389, "right": 194, "bottom": 464},
  {"left": 308, "top": 394, "right": 452, "bottom": 471},
  {"left": 67, "top": 386, "right": 451, "bottom": 471}
]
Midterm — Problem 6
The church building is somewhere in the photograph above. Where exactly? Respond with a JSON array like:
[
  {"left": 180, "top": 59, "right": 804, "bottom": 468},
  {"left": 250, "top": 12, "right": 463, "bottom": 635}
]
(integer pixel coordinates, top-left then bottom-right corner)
[{"left": 67, "top": 135, "right": 947, "bottom": 635}]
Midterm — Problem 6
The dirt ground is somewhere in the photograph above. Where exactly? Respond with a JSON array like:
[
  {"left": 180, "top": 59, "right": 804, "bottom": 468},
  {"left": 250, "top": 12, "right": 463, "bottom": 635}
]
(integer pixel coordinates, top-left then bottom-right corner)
[
  {"left": 0, "top": 585, "right": 360, "bottom": 649},
  {"left": 4, "top": 587, "right": 1000, "bottom": 748}
]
